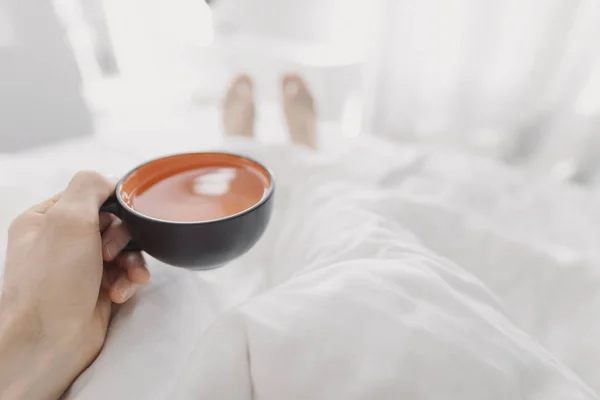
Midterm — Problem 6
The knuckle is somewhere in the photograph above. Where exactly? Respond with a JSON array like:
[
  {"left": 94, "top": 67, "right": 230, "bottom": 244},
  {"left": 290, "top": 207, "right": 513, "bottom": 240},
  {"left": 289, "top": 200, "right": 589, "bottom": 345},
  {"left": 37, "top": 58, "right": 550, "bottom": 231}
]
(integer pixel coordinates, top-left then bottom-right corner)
[
  {"left": 71, "top": 170, "right": 107, "bottom": 186},
  {"left": 73, "top": 170, "right": 98, "bottom": 181}
]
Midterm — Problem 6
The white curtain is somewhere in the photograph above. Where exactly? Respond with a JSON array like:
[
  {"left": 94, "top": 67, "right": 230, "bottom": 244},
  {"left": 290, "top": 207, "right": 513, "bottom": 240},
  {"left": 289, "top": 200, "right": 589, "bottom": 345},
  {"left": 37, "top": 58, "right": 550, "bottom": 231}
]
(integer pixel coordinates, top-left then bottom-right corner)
[{"left": 362, "top": 0, "right": 600, "bottom": 179}]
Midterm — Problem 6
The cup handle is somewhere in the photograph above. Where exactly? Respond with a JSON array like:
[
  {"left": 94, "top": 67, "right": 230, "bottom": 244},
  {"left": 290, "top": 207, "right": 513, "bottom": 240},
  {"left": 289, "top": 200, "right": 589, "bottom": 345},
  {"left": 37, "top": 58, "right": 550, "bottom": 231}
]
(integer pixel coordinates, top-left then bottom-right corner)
[{"left": 100, "top": 196, "right": 142, "bottom": 253}]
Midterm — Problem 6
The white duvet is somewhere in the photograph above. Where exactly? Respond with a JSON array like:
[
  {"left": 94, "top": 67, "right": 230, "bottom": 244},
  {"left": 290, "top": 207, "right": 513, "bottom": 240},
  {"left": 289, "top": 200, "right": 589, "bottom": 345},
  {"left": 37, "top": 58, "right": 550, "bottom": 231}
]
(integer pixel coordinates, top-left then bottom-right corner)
[{"left": 1, "top": 136, "right": 600, "bottom": 399}]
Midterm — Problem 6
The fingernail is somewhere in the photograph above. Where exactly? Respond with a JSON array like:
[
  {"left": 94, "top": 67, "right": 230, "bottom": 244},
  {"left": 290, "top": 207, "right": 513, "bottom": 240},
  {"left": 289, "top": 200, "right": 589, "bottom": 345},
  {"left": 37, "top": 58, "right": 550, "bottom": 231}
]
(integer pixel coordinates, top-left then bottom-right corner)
[
  {"left": 116, "top": 279, "right": 138, "bottom": 302},
  {"left": 105, "top": 240, "right": 121, "bottom": 260}
]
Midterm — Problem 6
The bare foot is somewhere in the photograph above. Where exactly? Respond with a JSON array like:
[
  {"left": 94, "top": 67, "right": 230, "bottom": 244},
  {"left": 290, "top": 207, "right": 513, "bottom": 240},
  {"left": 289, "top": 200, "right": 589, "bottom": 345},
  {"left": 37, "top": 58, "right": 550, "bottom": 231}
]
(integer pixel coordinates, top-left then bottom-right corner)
[
  {"left": 223, "top": 74, "right": 255, "bottom": 138},
  {"left": 282, "top": 74, "right": 317, "bottom": 149}
]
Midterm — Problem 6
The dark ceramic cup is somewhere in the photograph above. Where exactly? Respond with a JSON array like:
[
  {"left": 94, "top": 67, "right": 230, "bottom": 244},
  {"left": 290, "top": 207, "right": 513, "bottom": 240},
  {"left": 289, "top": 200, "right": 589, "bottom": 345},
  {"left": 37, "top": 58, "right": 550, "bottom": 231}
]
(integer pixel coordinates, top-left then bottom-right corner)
[{"left": 100, "top": 152, "right": 274, "bottom": 269}]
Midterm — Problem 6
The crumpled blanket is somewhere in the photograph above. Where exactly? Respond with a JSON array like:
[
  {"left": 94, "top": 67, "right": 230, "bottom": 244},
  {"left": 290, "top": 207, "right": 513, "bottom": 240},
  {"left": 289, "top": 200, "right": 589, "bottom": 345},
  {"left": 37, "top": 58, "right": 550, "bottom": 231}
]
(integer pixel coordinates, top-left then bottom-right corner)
[{"left": 1, "top": 136, "right": 599, "bottom": 399}]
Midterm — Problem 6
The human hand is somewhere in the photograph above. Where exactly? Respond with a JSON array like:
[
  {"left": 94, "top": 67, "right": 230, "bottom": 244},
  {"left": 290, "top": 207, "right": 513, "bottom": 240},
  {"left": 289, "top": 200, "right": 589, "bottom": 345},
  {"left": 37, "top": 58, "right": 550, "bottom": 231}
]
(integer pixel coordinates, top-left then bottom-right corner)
[{"left": 0, "top": 171, "right": 151, "bottom": 400}]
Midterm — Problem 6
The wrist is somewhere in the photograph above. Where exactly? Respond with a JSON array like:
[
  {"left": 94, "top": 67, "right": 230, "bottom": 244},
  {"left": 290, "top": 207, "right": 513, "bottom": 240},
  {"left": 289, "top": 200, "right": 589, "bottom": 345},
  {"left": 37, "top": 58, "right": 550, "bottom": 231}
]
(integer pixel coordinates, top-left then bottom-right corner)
[{"left": 0, "top": 304, "right": 73, "bottom": 399}]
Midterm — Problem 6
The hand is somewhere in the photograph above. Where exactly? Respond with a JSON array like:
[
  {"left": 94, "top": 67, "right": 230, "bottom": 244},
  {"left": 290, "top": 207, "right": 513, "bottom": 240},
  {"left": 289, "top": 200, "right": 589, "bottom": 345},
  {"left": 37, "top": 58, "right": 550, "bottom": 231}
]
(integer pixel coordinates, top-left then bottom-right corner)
[{"left": 0, "top": 171, "right": 151, "bottom": 400}]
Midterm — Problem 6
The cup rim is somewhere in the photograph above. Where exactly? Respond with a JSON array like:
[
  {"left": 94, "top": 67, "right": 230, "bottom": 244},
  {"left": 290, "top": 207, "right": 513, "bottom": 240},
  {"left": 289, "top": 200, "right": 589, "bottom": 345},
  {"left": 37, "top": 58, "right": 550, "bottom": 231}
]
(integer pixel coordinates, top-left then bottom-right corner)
[{"left": 114, "top": 151, "right": 275, "bottom": 225}]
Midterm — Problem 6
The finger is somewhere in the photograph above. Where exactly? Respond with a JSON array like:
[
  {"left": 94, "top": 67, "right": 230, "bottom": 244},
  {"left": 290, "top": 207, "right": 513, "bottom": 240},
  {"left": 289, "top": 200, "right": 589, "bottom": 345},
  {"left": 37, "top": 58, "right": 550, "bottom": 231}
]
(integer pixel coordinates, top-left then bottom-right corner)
[
  {"left": 99, "top": 212, "right": 116, "bottom": 233},
  {"left": 101, "top": 219, "right": 132, "bottom": 262},
  {"left": 104, "top": 262, "right": 140, "bottom": 304},
  {"left": 109, "top": 272, "right": 139, "bottom": 304},
  {"left": 57, "top": 171, "right": 115, "bottom": 214},
  {"left": 118, "top": 252, "right": 151, "bottom": 285}
]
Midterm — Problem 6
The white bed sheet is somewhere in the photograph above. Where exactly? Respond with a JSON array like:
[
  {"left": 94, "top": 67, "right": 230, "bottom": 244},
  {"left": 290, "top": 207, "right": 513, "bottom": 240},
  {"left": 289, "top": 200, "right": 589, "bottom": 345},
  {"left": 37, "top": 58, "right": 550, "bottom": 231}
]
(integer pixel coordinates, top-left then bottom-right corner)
[{"left": 1, "top": 135, "right": 600, "bottom": 399}]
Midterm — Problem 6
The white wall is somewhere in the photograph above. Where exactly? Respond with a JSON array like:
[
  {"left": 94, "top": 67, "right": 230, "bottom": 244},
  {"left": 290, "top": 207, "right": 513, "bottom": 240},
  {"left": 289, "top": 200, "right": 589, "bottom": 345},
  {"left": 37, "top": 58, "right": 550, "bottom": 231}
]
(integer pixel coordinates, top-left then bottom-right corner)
[{"left": 0, "top": 0, "right": 92, "bottom": 152}]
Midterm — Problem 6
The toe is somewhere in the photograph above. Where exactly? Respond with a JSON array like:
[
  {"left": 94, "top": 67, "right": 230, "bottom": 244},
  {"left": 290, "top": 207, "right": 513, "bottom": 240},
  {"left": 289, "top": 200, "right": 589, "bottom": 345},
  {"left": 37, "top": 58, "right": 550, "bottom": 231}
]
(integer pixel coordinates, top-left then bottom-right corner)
[
  {"left": 234, "top": 74, "right": 253, "bottom": 97},
  {"left": 282, "top": 74, "right": 314, "bottom": 107},
  {"left": 225, "top": 74, "right": 253, "bottom": 103},
  {"left": 223, "top": 73, "right": 256, "bottom": 138}
]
